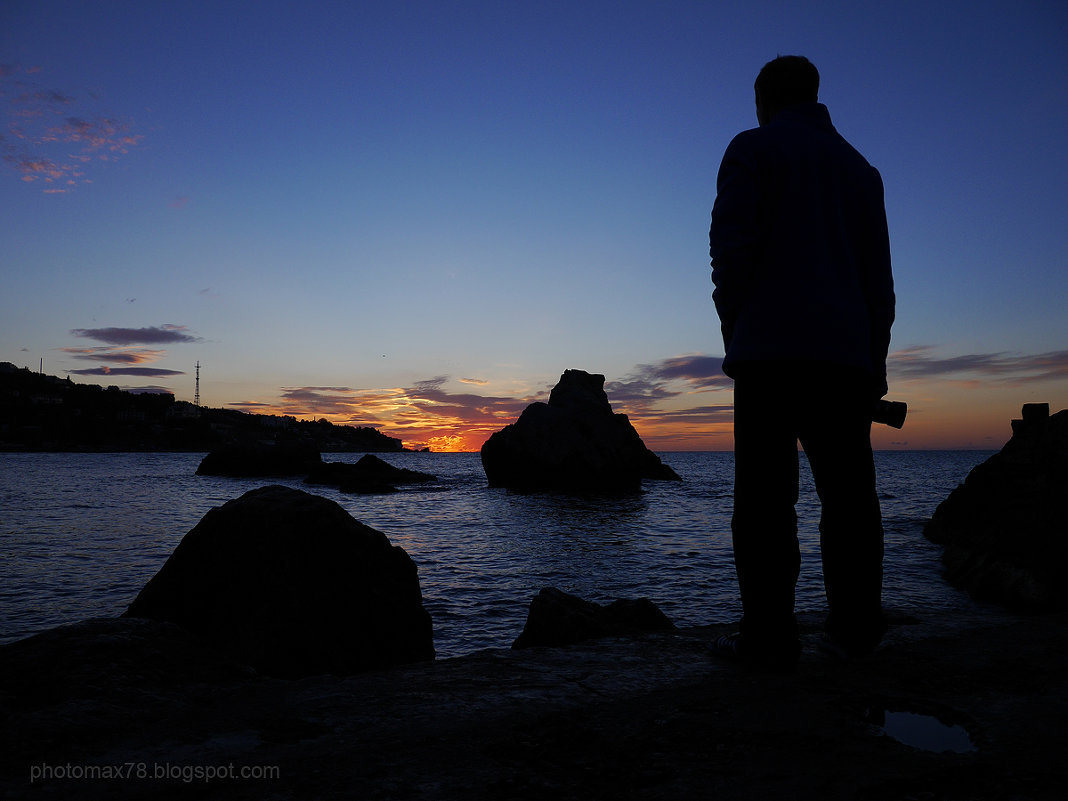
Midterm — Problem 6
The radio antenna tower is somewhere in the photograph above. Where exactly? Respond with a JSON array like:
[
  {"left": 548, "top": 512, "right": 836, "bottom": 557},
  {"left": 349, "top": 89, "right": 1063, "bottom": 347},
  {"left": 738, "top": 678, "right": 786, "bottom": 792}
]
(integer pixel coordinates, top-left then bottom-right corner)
[{"left": 194, "top": 361, "right": 201, "bottom": 406}]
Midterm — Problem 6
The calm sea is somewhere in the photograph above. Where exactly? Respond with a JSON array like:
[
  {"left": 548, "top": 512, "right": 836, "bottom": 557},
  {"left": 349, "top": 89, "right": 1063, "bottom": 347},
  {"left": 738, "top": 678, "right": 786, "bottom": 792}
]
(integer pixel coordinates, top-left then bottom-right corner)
[{"left": 0, "top": 450, "right": 993, "bottom": 658}]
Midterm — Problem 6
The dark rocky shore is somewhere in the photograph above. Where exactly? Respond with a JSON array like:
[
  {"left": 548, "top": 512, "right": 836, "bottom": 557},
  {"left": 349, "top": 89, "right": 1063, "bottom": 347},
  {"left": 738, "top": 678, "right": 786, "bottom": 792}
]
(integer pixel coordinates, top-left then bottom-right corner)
[
  {"left": 2, "top": 606, "right": 1066, "bottom": 800},
  {"left": 4, "top": 402, "right": 1065, "bottom": 799}
]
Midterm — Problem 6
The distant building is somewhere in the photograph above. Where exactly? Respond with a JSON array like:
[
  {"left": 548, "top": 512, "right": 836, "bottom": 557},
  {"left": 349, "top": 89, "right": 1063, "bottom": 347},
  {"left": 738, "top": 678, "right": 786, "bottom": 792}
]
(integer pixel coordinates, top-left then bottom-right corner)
[{"left": 166, "top": 401, "right": 203, "bottom": 420}]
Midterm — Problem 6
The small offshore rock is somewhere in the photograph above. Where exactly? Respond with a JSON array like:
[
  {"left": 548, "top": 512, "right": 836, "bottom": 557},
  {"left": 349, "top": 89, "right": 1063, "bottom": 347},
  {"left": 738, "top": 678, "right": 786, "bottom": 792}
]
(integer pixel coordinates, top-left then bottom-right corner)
[
  {"left": 305, "top": 453, "right": 434, "bottom": 493},
  {"left": 513, "top": 587, "right": 676, "bottom": 649}
]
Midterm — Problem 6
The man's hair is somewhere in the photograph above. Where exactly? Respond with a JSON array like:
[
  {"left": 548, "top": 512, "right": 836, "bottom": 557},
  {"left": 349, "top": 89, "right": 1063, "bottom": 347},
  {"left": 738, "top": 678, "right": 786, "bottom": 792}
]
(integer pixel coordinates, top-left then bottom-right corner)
[{"left": 755, "top": 55, "right": 819, "bottom": 112}]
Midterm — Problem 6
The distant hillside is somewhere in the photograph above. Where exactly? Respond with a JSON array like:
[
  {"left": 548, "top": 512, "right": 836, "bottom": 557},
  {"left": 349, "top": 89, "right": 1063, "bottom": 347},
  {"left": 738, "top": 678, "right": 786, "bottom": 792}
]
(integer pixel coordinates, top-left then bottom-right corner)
[{"left": 0, "top": 363, "right": 404, "bottom": 453}]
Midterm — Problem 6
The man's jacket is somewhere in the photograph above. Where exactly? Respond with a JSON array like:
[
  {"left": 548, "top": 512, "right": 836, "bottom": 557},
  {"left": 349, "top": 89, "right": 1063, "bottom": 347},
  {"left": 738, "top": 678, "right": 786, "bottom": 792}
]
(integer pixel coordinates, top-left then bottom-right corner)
[{"left": 709, "top": 103, "right": 895, "bottom": 392}]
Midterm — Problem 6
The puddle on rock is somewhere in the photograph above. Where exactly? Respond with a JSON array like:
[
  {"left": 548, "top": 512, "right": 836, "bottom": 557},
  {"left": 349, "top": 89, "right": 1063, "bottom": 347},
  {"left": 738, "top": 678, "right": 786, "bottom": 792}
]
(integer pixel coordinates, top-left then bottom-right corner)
[{"left": 865, "top": 708, "right": 976, "bottom": 753}]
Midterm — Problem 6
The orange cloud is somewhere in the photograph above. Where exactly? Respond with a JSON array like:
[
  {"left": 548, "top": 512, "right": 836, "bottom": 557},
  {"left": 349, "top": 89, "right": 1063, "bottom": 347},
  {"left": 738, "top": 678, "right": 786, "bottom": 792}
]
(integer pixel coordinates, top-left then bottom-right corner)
[
  {"left": 220, "top": 347, "right": 1067, "bottom": 453},
  {"left": 227, "top": 379, "right": 535, "bottom": 452},
  {"left": 224, "top": 367, "right": 723, "bottom": 452}
]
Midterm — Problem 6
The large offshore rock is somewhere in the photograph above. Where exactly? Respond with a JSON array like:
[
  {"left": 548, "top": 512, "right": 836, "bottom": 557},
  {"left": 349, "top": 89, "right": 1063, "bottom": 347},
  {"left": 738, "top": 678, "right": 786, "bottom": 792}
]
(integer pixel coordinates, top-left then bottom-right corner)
[
  {"left": 481, "top": 369, "right": 681, "bottom": 492},
  {"left": 924, "top": 404, "right": 1068, "bottom": 611},
  {"left": 513, "top": 587, "right": 676, "bottom": 649},
  {"left": 125, "top": 485, "right": 434, "bottom": 676}
]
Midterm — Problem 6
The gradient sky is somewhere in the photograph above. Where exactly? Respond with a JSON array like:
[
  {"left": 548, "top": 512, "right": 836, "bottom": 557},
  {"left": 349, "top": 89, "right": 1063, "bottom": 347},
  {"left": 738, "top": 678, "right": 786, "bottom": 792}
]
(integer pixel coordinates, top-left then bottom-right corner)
[{"left": 2, "top": 0, "right": 1066, "bottom": 451}]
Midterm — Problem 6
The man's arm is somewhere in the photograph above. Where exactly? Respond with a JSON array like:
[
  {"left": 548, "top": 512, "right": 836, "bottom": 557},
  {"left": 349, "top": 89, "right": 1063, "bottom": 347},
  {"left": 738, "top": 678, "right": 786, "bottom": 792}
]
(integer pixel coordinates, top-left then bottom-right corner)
[
  {"left": 865, "top": 169, "right": 895, "bottom": 399},
  {"left": 709, "top": 135, "right": 761, "bottom": 351}
]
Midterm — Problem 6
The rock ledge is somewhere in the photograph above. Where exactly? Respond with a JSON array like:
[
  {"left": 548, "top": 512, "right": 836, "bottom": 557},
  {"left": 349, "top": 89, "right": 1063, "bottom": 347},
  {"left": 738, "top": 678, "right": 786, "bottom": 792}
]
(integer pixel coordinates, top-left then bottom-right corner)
[{"left": 2, "top": 608, "right": 1065, "bottom": 800}]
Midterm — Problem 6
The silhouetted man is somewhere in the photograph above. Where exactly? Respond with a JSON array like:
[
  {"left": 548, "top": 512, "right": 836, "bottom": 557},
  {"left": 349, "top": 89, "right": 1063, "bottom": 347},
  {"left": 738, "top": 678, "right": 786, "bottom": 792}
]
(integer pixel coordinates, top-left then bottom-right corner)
[{"left": 709, "top": 56, "right": 895, "bottom": 669}]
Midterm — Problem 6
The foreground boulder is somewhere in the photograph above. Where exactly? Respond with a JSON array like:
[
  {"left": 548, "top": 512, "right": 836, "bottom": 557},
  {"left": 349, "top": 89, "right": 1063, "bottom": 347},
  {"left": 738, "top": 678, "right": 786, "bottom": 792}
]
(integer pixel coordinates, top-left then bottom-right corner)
[
  {"left": 513, "top": 587, "right": 675, "bottom": 648},
  {"left": 125, "top": 485, "right": 434, "bottom": 676},
  {"left": 481, "top": 369, "right": 682, "bottom": 492},
  {"left": 195, "top": 443, "right": 322, "bottom": 477},
  {"left": 305, "top": 453, "right": 435, "bottom": 493},
  {"left": 924, "top": 404, "right": 1068, "bottom": 611}
]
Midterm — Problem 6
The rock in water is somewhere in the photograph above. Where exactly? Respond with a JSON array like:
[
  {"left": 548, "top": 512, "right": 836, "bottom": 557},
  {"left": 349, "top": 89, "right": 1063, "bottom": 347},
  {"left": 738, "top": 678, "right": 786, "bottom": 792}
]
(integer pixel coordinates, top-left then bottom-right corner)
[
  {"left": 481, "top": 369, "right": 681, "bottom": 492},
  {"left": 513, "top": 587, "right": 675, "bottom": 649},
  {"left": 195, "top": 443, "right": 322, "bottom": 477},
  {"left": 924, "top": 404, "right": 1068, "bottom": 612},
  {"left": 305, "top": 453, "right": 435, "bottom": 493},
  {"left": 124, "top": 485, "right": 434, "bottom": 676}
]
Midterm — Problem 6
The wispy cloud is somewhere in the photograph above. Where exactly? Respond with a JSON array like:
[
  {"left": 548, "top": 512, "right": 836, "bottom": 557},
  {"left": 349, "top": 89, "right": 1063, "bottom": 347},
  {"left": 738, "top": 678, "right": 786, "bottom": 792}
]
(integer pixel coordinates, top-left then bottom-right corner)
[
  {"left": 61, "top": 325, "right": 199, "bottom": 386},
  {"left": 60, "top": 347, "right": 166, "bottom": 364},
  {"left": 42, "top": 116, "right": 141, "bottom": 155},
  {"left": 889, "top": 346, "right": 1068, "bottom": 383},
  {"left": 68, "top": 366, "right": 186, "bottom": 377},
  {"left": 1, "top": 64, "right": 143, "bottom": 192},
  {"left": 70, "top": 325, "right": 201, "bottom": 345},
  {"left": 12, "top": 88, "right": 75, "bottom": 107},
  {"left": 647, "top": 354, "right": 730, "bottom": 387},
  {"left": 275, "top": 386, "right": 372, "bottom": 418},
  {"left": 124, "top": 385, "right": 177, "bottom": 395},
  {"left": 605, "top": 354, "right": 730, "bottom": 417},
  {"left": 405, "top": 376, "right": 532, "bottom": 423}
]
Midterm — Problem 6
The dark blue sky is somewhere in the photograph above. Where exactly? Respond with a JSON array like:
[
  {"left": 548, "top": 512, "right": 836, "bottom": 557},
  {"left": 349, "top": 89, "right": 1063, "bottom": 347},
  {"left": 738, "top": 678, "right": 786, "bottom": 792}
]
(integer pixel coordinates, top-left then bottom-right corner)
[{"left": 2, "top": 0, "right": 1066, "bottom": 449}]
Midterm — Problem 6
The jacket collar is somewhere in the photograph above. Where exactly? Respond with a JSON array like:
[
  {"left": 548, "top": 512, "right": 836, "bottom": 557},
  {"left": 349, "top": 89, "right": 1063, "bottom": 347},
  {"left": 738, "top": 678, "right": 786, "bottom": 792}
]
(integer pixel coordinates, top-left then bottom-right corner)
[{"left": 770, "top": 102, "right": 835, "bottom": 132}]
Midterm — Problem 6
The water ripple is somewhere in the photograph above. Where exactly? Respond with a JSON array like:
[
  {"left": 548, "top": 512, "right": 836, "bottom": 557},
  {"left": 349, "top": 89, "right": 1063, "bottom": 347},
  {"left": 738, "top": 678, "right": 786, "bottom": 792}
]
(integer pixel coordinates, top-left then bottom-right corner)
[{"left": 0, "top": 450, "right": 993, "bottom": 657}]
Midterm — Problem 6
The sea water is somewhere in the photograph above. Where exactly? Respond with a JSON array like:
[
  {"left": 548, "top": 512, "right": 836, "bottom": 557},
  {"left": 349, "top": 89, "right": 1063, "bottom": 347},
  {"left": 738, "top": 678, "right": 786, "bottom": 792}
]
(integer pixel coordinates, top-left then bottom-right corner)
[{"left": 0, "top": 450, "right": 992, "bottom": 658}]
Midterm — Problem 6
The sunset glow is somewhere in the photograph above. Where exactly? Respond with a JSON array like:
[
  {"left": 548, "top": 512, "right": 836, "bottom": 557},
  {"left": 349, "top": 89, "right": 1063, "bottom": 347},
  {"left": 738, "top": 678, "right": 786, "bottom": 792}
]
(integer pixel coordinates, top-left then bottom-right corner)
[{"left": 207, "top": 345, "right": 1067, "bottom": 452}]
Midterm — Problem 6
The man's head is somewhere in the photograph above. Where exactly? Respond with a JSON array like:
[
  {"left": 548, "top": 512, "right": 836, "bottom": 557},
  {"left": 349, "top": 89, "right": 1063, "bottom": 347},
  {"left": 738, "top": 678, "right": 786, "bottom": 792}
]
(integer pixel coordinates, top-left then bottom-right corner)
[{"left": 754, "top": 55, "right": 819, "bottom": 125}]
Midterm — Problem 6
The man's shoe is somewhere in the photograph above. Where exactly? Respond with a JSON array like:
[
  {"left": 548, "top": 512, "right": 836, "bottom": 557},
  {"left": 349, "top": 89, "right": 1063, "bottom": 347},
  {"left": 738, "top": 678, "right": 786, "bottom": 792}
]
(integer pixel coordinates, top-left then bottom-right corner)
[
  {"left": 709, "top": 633, "right": 743, "bottom": 661},
  {"left": 709, "top": 632, "right": 798, "bottom": 673},
  {"left": 816, "top": 634, "right": 853, "bottom": 662},
  {"left": 817, "top": 632, "right": 879, "bottom": 661}
]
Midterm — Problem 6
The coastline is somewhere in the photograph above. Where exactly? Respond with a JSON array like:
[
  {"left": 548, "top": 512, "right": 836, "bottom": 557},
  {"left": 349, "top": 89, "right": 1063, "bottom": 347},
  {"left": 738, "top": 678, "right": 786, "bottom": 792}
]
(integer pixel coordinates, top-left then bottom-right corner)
[{"left": 2, "top": 605, "right": 1065, "bottom": 799}]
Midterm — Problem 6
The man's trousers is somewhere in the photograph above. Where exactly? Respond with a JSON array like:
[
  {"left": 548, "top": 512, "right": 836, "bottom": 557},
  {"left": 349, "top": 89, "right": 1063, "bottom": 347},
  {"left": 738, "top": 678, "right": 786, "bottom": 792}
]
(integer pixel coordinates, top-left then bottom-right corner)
[{"left": 730, "top": 362, "right": 886, "bottom": 660}]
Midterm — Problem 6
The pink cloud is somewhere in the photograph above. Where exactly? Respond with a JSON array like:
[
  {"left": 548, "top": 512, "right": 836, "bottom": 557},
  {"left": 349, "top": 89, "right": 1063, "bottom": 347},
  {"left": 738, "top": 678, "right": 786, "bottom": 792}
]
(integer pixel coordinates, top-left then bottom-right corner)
[
  {"left": 44, "top": 116, "right": 142, "bottom": 154},
  {"left": 2, "top": 65, "right": 143, "bottom": 192}
]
